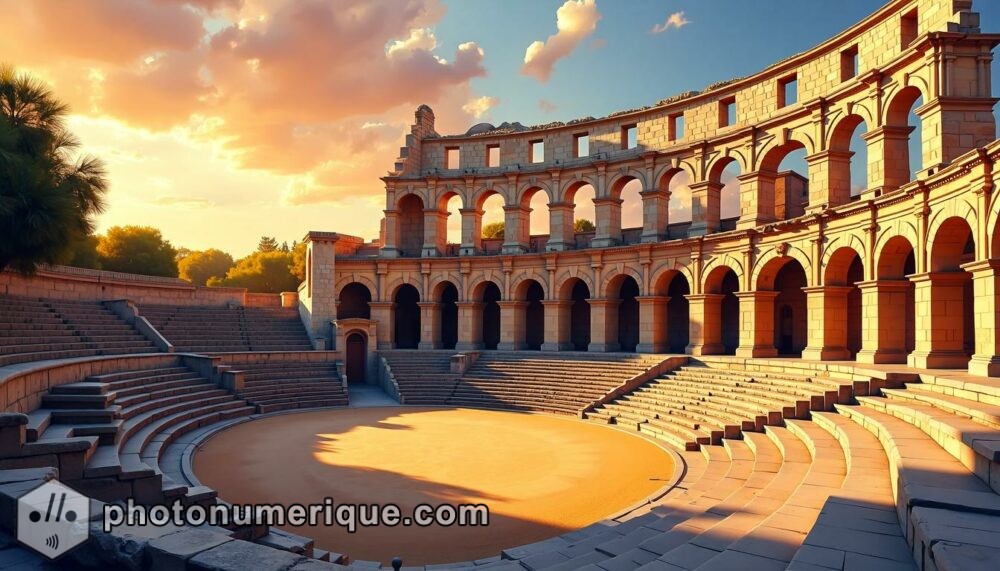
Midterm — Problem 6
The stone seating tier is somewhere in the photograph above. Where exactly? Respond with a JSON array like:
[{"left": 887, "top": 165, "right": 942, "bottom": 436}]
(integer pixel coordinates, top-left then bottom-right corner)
[
  {"left": 231, "top": 361, "right": 348, "bottom": 414},
  {"left": 139, "top": 304, "right": 313, "bottom": 353}
]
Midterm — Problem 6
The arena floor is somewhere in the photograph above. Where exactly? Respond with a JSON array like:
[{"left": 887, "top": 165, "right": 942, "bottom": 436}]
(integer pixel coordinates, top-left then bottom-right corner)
[{"left": 193, "top": 406, "right": 677, "bottom": 565}]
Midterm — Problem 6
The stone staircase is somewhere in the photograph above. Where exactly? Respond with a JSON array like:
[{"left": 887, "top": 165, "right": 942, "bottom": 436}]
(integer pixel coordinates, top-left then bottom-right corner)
[
  {"left": 233, "top": 361, "right": 349, "bottom": 414},
  {"left": 381, "top": 350, "right": 459, "bottom": 404},
  {"left": 0, "top": 296, "right": 158, "bottom": 367},
  {"left": 140, "top": 304, "right": 313, "bottom": 352},
  {"left": 4, "top": 360, "right": 255, "bottom": 507},
  {"left": 585, "top": 361, "right": 887, "bottom": 451}
]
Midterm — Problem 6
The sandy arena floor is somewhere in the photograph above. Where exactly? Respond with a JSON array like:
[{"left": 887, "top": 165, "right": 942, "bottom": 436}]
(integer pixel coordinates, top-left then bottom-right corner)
[{"left": 193, "top": 407, "right": 676, "bottom": 565}]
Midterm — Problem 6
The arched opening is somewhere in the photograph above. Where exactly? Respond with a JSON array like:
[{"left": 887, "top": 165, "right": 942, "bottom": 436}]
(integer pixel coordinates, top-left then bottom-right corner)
[
  {"left": 664, "top": 169, "right": 692, "bottom": 237},
  {"left": 338, "top": 282, "right": 372, "bottom": 319},
  {"left": 566, "top": 279, "right": 591, "bottom": 351},
  {"left": 705, "top": 266, "right": 740, "bottom": 355},
  {"left": 758, "top": 259, "right": 807, "bottom": 356},
  {"left": 666, "top": 274, "right": 690, "bottom": 353},
  {"left": 825, "top": 248, "right": 864, "bottom": 358},
  {"left": 397, "top": 194, "right": 424, "bottom": 257},
  {"left": 885, "top": 86, "right": 925, "bottom": 185},
  {"left": 442, "top": 193, "right": 463, "bottom": 247},
  {"left": 437, "top": 282, "right": 459, "bottom": 350},
  {"left": 928, "top": 217, "right": 976, "bottom": 364},
  {"left": 608, "top": 275, "right": 640, "bottom": 352},
  {"left": 479, "top": 192, "right": 505, "bottom": 254},
  {"left": 522, "top": 280, "right": 545, "bottom": 350},
  {"left": 525, "top": 188, "right": 550, "bottom": 251},
  {"left": 480, "top": 282, "right": 502, "bottom": 350},
  {"left": 568, "top": 183, "right": 596, "bottom": 248},
  {"left": 829, "top": 114, "right": 870, "bottom": 201},
  {"left": 872, "top": 236, "right": 917, "bottom": 361},
  {"left": 758, "top": 141, "right": 808, "bottom": 221},
  {"left": 393, "top": 284, "right": 420, "bottom": 349},
  {"left": 708, "top": 157, "right": 742, "bottom": 229},
  {"left": 345, "top": 332, "right": 367, "bottom": 384},
  {"left": 619, "top": 178, "right": 643, "bottom": 244}
]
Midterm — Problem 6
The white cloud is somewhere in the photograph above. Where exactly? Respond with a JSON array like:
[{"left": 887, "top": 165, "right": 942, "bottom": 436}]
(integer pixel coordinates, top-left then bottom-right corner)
[
  {"left": 521, "top": 0, "right": 601, "bottom": 83},
  {"left": 462, "top": 95, "right": 499, "bottom": 118},
  {"left": 651, "top": 11, "right": 689, "bottom": 34}
]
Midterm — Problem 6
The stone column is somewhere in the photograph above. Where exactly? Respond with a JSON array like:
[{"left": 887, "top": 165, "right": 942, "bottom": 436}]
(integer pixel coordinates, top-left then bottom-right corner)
[
  {"left": 497, "top": 301, "right": 528, "bottom": 350},
  {"left": 855, "top": 280, "right": 912, "bottom": 364},
  {"left": 417, "top": 301, "right": 440, "bottom": 349},
  {"left": 685, "top": 294, "right": 724, "bottom": 355},
  {"left": 640, "top": 190, "right": 669, "bottom": 243},
  {"left": 805, "top": 150, "right": 853, "bottom": 211},
  {"left": 541, "top": 300, "right": 572, "bottom": 351},
  {"left": 735, "top": 291, "right": 779, "bottom": 358},
  {"left": 380, "top": 209, "right": 401, "bottom": 258},
  {"left": 422, "top": 209, "right": 448, "bottom": 257},
  {"left": 861, "top": 125, "right": 913, "bottom": 196},
  {"left": 455, "top": 301, "right": 483, "bottom": 351},
  {"left": 588, "top": 298, "right": 619, "bottom": 352},
  {"left": 964, "top": 260, "right": 1000, "bottom": 377},
  {"left": 636, "top": 295, "right": 668, "bottom": 353},
  {"left": 688, "top": 181, "right": 722, "bottom": 236},
  {"left": 459, "top": 208, "right": 482, "bottom": 256},
  {"left": 916, "top": 97, "right": 997, "bottom": 174},
  {"left": 368, "top": 301, "right": 395, "bottom": 350},
  {"left": 801, "top": 286, "right": 852, "bottom": 361},
  {"left": 908, "top": 272, "right": 972, "bottom": 369},
  {"left": 546, "top": 202, "right": 575, "bottom": 251},
  {"left": 591, "top": 197, "right": 623, "bottom": 248},
  {"left": 736, "top": 171, "right": 777, "bottom": 230},
  {"left": 502, "top": 205, "right": 530, "bottom": 254},
  {"left": 301, "top": 232, "right": 340, "bottom": 345}
]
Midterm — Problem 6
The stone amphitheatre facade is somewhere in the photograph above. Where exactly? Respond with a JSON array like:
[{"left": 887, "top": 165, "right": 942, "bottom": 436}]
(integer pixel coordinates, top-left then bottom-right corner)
[{"left": 2, "top": 0, "right": 1000, "bottom": 569}]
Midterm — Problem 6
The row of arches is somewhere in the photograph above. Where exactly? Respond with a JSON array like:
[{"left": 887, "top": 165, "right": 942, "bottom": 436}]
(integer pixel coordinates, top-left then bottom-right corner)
[
  {"left": 344, "top": 212, "right": 987, "bottom": 371},
  {"left": 393, "top": 87, "right": 926, "bottom": 255}
]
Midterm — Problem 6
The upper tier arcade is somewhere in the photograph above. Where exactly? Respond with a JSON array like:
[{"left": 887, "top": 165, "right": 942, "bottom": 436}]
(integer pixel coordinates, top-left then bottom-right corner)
[{"left": 377, "top": 0, "right": 997, "bottom": 258}]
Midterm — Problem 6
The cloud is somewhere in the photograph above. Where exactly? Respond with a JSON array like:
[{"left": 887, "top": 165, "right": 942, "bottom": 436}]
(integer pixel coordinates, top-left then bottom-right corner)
[
  {"left": 538, "top": 99, "right": 558, "bottom": 113},
  {"left": 462, "top": 95, "right": 499, "bottom": 119},
  {"left": 152, "top": 196, "right": 217, "bottom": 208},
  {"left": 651, "top": 11, "right": 690, "bottom": 34},
  {"left": 521, "top": 0, "right": 601, "bottom": 83}
]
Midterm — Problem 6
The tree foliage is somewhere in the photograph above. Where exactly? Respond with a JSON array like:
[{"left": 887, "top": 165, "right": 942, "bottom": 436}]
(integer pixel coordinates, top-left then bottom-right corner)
[
  {"left": 208, "top": 250, "right": 298, "bottom": 293},
  {"left": 290, "top": 241, "right": 306, "bottom": 281},
  {"left": 257, "top": 236, "right": 278, "bottom": 253},
  {"left": 482, "top": 221, "right": 505, "bottom": 239},
  {"left": 0, "top": 65, "right": 108, "bottom": 274},
  {"left": 574, "top": 218, "right": 596, "bottom": 232},
  {"left": 96, "top": 225, "right": 178, "bottom": 277},
  {"left": 178, "top": 248, "right": 234, "bottom": 286}
]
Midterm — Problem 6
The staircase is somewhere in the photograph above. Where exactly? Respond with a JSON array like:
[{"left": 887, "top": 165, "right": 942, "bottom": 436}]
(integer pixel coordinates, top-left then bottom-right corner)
[
  {"left": 234, "top": 361, "right": 349, "bottom": 414},
  {"left": 139, "top": 304, "right": 313, "bottom": 352}
]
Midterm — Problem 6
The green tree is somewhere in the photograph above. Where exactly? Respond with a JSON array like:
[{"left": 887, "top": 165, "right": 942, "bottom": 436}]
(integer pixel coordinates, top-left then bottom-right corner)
[
  {"left": 290, "top": 241, "right": 306, "bottom": 281},
  {"left": 97, "top": 225, "right": 178, "bottom": 277},
  {"left": 257, "top": 236, "right": 278, "bottom": 253},
  {"left": 208, "top": 250, "right": 298, "bottom": 293},
  {"left": 177, "top": 248, "right": 234, "bottom": 286},
  {"left": 482, "top": 221, "right": 505, "bottom": 239},
  {"left": 65, "top": 233, "right": 102, "bottom": 269},
  {"left": 574, "top": 218, "right": 596, "bottom": 232},
  {"left": 0, "top": 65, "right": 108, "bottom": 274}
]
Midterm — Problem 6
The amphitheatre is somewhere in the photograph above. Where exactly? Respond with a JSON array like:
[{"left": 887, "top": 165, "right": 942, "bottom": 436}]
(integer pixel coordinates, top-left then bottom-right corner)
[{"left": 3, "top": 0, "right": 1000, "bottom": 569}]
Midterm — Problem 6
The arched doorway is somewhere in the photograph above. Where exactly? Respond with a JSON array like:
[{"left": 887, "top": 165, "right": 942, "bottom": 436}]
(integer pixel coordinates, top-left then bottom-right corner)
[
  {"left": 666, "top": 275, "right": 690, "bottom": 353},
  {"left": 438, "top": 282, "right": 458, "bottom": 350},
  {"left": 345, "top": 332, "right": 367, "bottom": 384},
  {"left": 569, "top": 279, "right": 591, "bottom": 351},
  {"left": 720, "top": 271, "right": 740, "bottom": 354},
  {"left": 397, "top": 195, "right": 425, "bottom": 257},
  {"left": 773, "top": 261, "right": 807, "bottom": 356},
  {"left": 393, "top": 284, "right": 420, "bottom": 349},
  {"left": 338, "top": 283, "right": 371, "bottom": 319},
  {"left": 823, "top": 248, "right": 864, "bottom": 359},
  {"left": 609, "top": 275, "right": 640, "bottom": 352},
  {"left": 917, "top": 217, "right": 976, "bottom": 368},
  {"left": 523, "top": 281, "right": 545, "bottom": 350},
  {"left": 481, "top": 282, "right": 501, "bottom": 350}
]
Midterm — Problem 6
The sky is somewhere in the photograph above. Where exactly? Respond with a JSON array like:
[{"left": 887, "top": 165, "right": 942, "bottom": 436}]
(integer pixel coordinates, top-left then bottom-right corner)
[{"left": 2, "top": 0, "right": 998, "bottom": 257}]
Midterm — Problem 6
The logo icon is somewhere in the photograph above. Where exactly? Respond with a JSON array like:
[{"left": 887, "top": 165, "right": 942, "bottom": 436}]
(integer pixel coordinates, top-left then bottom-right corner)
[{"left": 17, "top": 480, "right": 90, "bottom": 559}]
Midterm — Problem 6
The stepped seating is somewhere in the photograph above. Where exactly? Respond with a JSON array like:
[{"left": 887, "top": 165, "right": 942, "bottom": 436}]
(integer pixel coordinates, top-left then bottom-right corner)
[
  {"left": 0, "top": 296, "right": 157, "bottom": 367},
  {"left": 140, "top": 304, "right": 313, "bottom": 353},
  {"left": 231, "top": 361, "right": 349, "bottom": 414},
  {"left": 9, "top": 362, "right": 255, "bottom": 506},
  {"left": 586, "top": 362, "right": 880, "bottom": 451},
  {"left": 381, "top": 350, "right": 460, "bottom": 404},
  {"left": 451, "top": 352, "right": 663, "bottom": 414}
]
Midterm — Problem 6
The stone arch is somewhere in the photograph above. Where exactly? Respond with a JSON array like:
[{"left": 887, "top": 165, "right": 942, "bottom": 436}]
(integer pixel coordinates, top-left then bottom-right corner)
[
  {"left": 478, "top": 280, "right": 503, "bottom": 350},
  {"left": 827, "top": 112, "right": 870, "bottom": 202},
  {"left": 606, "top": 273, "right": 640, "bottom": 352},
  {"left": 929, "top": 216, "right": 976, "bottom": 273},
  {"left": 517, "top": 278, "right": 546, "bottom": 350},
  {"left": 392, "top": 283, "right": 421, "bottom": 349},
  {"left": 435, "top": 186, "right": 466, "bottom": 211},
  {"left": 472, "top": 186, "right": 507, "bottom": 210},
  {"left": 884, "top": 84, "right": 927, "bottom": 126},
  {"left": 752, "top": 244, "right": 813, "bottom": 290},
  {"left": 607, "top": 169, "right": 648, "bottom": 200},
  {"left": 871, "top": 234, "right": 917, "bottom": 361},
  {"left": 434, "top": 280, "right": 459, "bottom": 350},
  {"left": 702, "top": 255, "right": 746, "bottom": 292},
  {"left": 601, "top": 267, "right": 645, "bottom": 298},
  {"left": 874, "top": 222, "right": 920, "bottom": 275},
  {"left": 877, "top": 235, "right": 917, "bottom": 279},
  {"left": 429, "top": 274, "right": 463, "bottom": 301},
  {"left": 821, "top": 235, "right": 866, "bottom": 281},
  {"left": 652, "top": 269, "right": 691, "bottom": 353},
  {"left": 928, "top": 199, "right": 980, "bottom": 264},
  {"left": 517, "top": 184, "right": 553, "bottom": 245},
  {"left": 650, "top": 261, "right": 695, "bottom": 299},
  {"left": 757, "top": 256, "right": 808, "bottom": 355},
  {"left": 988, "top": 191, "right": 1000, "bottom": 258},
  {"left": 923, "top": 216, "right": 977, "bottom": 365},
  {"left": 511, "top": 271, "right": 550, "bottom": 300},
  {"left": 883, "top": 84, "right": 926, "bottom": 185},
  {"left": 337, "top": 282, "right": 372, "bottom": 320},
  {"left": 516, "top": 181, "right": 555, "bottom": 207},
  {"left": 824, "top": 246, "right": 865, "bottom": 357},
  {"left": 385, "top": 277, "right": 423, "bottom": 303},
  {"left": 559, "top": 276, "right": 592, "bottom": 351},
  {"left": 559, "top": 176, "right": 601, "bottom": 204},
  {"left": 555, "top": 271, "right": 595, "bottom": 300},
  {"left": 336, "top": 274, "right": 378, "bottom": 301},
  {"left": 707, "top": 152, "right": 748, "bottom": 182},
  {"left": 468, "top": 274, "right": 505, "bottom": 301},
  {"left": 654, "top": 161, "right": 697, "bottom": 188},
  {"left": 703, "top": 263, "right": 741, "bottom": 355}
]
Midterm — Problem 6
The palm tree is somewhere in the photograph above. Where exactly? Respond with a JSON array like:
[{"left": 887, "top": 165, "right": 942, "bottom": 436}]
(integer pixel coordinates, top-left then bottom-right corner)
[{"left": 0, "top": 64, "right": 107, "bottom": 274}]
